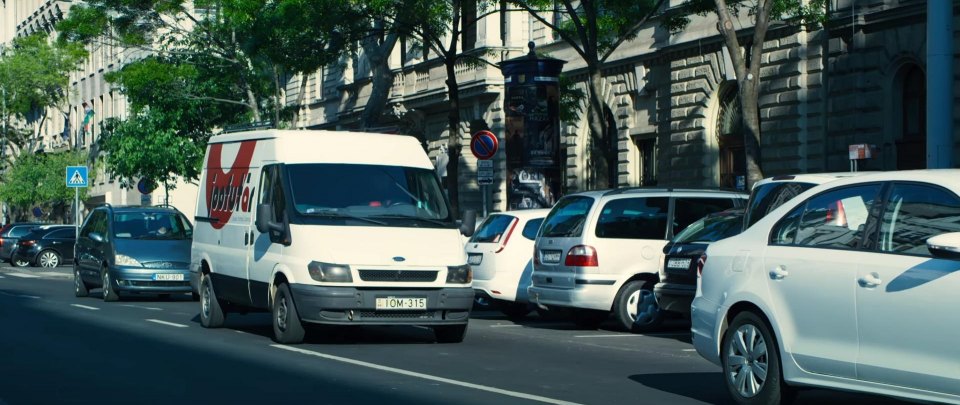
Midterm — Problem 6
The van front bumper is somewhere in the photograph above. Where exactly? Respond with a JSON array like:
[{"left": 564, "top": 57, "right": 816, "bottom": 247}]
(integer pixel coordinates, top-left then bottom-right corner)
[{"left": 290, "top": 284, "right": 473, "bottom": 325}]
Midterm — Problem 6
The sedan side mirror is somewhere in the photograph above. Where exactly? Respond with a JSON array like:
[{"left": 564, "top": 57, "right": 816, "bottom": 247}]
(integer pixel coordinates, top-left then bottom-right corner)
[
  {"left": 927, "top": 232, "right": 960, "bottom": 260},
  {"left": 459, "top": 210, "right": 477, "bottom": 237}
]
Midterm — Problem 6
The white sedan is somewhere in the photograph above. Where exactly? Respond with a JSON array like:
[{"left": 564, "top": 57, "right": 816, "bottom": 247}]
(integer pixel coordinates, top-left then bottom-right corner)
[
  {"left": 466, "top": 209, "right": 550, "bottom": 319},
  {"left": 692, "top": 169, "right": 960, "bottom": 404}
]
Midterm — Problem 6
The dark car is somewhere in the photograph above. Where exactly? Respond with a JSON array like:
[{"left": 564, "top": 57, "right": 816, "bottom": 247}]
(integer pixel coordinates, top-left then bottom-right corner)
[
  {"left": 653, "top": 209, "right": 745, "bottom": 318},
  {"left": 0, "top": 222, "right": 43, "bottom": 262},
  {"left": 11, "top": 225, "right": 77, "bottom": 268},
  {"left": 74, "top": 204, "right": 194, "bottom": 301}
]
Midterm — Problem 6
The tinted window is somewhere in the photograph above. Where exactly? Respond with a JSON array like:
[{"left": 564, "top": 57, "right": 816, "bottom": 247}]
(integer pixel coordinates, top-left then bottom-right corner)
[
  {"left": 745, "top": 182, "right": 816, "bottom": 229},
  {"left": 112, "top": 212, "right": 192, "bottom": 240},
  {"left": 470, "top": 215, "right": 515, "bottom": 243},
  {"left": 879, "top": 184, "right": 960, "bottom": 256},
  {"left": 81, "top": 211, "right": 105, "bottom": 238},
  {"left": 10, "top": 226, "right": 37, "bottom": 238},
  {"left": 46, "top": 228, "right": 76, "bottom": 239},
  {"left": 673, "top": 211, "right": 745, "bottom": 243},
  {"left": 673, "top": 197, "right": 737, "bottom": 236},
  {"left": 595, "top": 197, "right": 669, "bottom": 239},
  {"left": 541, "top": 196, "right": 594, "bottom": 238},
  {"left": 771, "top": 184, "right": 881, "bottom": 249},
  {"left": 521, "top": 218, "right": 545, "bottom": 240}
]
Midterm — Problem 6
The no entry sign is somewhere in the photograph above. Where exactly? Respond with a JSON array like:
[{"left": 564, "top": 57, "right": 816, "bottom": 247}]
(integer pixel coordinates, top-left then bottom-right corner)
[{"left": 470, "top": 130, "right": 499, "bottom": 160}]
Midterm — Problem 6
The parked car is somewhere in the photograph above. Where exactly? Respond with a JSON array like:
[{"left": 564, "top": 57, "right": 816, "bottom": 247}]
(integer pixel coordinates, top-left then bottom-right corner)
[
  {"left": 10, "top": 225, "right": 77, "bottom": 268},
  {"left": 528, "top": 188, "right": 747, "bottom": 331},
  {"left": 467, "top": 209, "right": 549, "bottom": 319},
  {"left": 742, "top": 172, "right": 871, "bottom": 231},
  {"left": 0, "top": 222, "right": 43, "bottom": 263},
  {"left": 692, "top": 169, "right": 960, "bottom": 404},
  {"left": 653, "top": 209, "right": 744, "bottom": 322},
  {"left": 73, "top": 204, "right": 194, "bottom": 301}
]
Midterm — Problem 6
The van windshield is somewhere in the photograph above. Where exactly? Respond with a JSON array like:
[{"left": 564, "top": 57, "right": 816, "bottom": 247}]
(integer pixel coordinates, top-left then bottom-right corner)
[
  {"left": 287, "top": 164, "right": 452, "bottom": 224},
  {"left": 113, "top": 212, "right": 193, "bottom": 240}
]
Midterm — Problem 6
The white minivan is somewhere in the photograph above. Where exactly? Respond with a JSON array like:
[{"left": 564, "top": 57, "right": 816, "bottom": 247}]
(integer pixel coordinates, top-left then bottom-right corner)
[{"left": 191, "top": 129, "right": 476, "bottom": 344}]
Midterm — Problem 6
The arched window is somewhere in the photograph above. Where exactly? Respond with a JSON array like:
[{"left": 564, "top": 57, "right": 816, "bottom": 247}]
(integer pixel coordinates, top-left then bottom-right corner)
[
  {"left": 717, "top": 85, "right": 746, "bottom": 190},
  {"left": 896, "top": 66, "right": 926, "bottom": 170}
]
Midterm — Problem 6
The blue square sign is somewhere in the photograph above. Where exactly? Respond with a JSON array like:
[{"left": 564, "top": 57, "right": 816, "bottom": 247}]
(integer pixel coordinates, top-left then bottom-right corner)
[{"left": 66, "top": 166, "right": 88, "bottom": 188}]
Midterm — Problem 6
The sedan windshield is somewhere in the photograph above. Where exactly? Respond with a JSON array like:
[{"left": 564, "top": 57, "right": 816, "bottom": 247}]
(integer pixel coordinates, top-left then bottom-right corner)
[
  {"left": 113, "top": 212, "right": 192, "bottom": 240},
  {"left": 287, "top": 164, "right": 451, "bottom": 223}
]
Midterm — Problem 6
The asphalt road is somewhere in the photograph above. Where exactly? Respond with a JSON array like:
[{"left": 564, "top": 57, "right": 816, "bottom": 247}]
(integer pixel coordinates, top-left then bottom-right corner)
[{"left": 0, "top": 264, "right": 912, "bottom": 405}]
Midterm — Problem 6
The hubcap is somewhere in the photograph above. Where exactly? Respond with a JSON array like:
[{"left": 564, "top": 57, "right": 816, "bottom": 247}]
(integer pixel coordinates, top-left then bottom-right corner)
[
  {"left": 625, "top": 290, "right": 641, "bottom": 321},
  {"left": 633, "top": 289, "right": 659, "bottom": 324},
  {"left": 40, "top": 252, "right": 58, "bottom": 268},
  {"left": 276, "top": 295, "right": 288, "bottom": 331},
  {"left": 201, "top": 279, "right": 211, "bottom": 319},
  {"left": 726, "top": 324, "right": 769, "bottom": 398},
  {"left": 75, "top": 270, "right": 81, "bottom": 292},
  {"left": 102, "top": 271, "right": 110, "bottom": 298}
]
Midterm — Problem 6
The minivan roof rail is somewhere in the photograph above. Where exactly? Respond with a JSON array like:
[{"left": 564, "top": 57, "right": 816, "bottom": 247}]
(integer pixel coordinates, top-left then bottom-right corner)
[{"left": 602, "top": 187, "right": 746, "bottom": 197}]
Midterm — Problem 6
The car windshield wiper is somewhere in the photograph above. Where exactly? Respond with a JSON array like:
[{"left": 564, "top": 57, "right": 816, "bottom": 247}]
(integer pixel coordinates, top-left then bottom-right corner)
[
  {"left": 370, "top": 214, "right": 448, "bottom": 227},
  {"left": 302, "top": 209, "right": 387, "bottom": 225}
]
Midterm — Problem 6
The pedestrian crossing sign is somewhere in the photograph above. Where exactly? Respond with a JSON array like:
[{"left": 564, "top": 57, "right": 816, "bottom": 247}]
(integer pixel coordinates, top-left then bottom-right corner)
[{"left": 66, "top": 166, "right": 88, "bottom": 188}]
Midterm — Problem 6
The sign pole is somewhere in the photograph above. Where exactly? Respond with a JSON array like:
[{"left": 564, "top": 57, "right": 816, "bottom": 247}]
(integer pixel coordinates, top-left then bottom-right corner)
[
  {"left": 481, "top": 185, "right": 488, "bottom": 218},
  {"left": 75, "top": 188, "right": 79, "bottom": 238}
]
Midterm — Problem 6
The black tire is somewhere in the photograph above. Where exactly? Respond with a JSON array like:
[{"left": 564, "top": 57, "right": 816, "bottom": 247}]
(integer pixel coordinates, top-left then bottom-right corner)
[
  {"left": 37, "top": 250, "right": 61, "bottom": 268},
  {"left": 74, "top": 265, "right": 88, "bottom": 298},
  {"left": 630, "top": 282, "right": 665, "bottom": 333},
  {"left": 199, "top": 273, "right": 225, "bottom": 328},
  {"left": 191, "top": 291, "right": 200, "bottom": 302},
  {"left": 721, "top": 311, "right": 792, "bottom": 405},
  {"left": 614, "top": 280, "right": 664, "bottom": 332},
  {"left": 272, "top": 283, "right": 305, "bottom": 344},
  {"left": 101, "top": 265, "right": 119, "bottom": 302},
  {"left": 12, "top": 256, "right": 30, "bottom": 267},
  {"left": 433, "top": 324, "right": 468, "bottom": 343},
  {"left": 500, "top": 302, "right": 532, "bottom": 320},
  {"left": 571, "top": 308, "right": 608, "bottom": 329}
]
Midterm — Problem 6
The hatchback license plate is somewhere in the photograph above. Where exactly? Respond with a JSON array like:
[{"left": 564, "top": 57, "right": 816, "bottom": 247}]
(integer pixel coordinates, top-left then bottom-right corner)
[
  {"left": 666, "top": 258, "right": 692, "bottom": 270},
  {"left": 153, "top": 273, "right": 184, "bottom": 281},
  {"left": 541, "top": 250, "right": 562, "bottom": 263},
  {"left": 468, "top": 253, "right": 483, "bottom": 265},
  {"left": 376, "top": 297, "right": 427, "bottom": 310}
]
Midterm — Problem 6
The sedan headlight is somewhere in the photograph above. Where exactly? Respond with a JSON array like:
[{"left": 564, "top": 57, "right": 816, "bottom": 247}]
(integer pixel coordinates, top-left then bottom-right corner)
[
  {"left": 446, "top": 264, "right": 472, "bottom": 284},
  {"left": 307, "top": 261, "right": 353, "bottom": 283},
  {"left": 115, "top": 254, "right": 142, "bottom": 267}
]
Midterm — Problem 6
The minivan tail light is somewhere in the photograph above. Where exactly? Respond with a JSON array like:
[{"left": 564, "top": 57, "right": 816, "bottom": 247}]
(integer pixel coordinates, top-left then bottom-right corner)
[
  {"left": 534, "top": 246, "right": 541, "bottom": 265},
  {"left": 565, "top": 245, "right": 598, "bottom": 267},
  {"left": 696, "top": 254, "right": 707, "bottom": 277},
  {"left": 495, "top": 218, "right": 519, "bottom": 253}
]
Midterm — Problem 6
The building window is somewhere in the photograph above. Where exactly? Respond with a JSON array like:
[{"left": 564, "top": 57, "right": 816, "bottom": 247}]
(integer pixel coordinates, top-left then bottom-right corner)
[
  {"left": 717, "top": 85, "right": 746, "bottom": 190},
  {"left": 635, "top": 137, "right": 657, "bottom": 186},
  {"left": 897, "top": 65, "right": 925, "bottom": 170},
  {"left": 461, "top": 0, "right": 477, "bottom": 51}
]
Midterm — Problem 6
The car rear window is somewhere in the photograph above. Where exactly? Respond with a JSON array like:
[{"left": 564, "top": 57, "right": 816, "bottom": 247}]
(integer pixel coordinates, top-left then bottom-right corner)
[
  {"left": 540, "top": 196, "right": 594, "bottom": 238},
  {"left": 9, "top": 226, "right": 37, "bottom": 238},
  {"left": 595, "top": 197, "right": 670, "bottom": 239},
  {"left": 673, "top": 211, "right": 745, "bottom": 244},
  {"left": 744, "top": 182, "right": 816, "bottom": 229},
  {"left": 470, "top": 215, "right": 515, "bottom": 243}
]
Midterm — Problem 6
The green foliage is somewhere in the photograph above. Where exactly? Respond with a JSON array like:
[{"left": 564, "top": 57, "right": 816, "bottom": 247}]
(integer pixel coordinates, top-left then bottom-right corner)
[
  {"left": 558, "top": 75, "right": 585, "bottom": 123},
  {"left": 0, "top": 151, "right": 93, "bottom": 210},
  {"left": 98, "top": 110, "right": 205, "bottom": 189},
  {"left": 0, "top": 34, "right": 87, "bottom": 120}
]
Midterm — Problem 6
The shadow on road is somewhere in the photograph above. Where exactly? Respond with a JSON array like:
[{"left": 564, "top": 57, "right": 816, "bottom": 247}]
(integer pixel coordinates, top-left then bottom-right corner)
[{"left": 629, "top": 372, "right": 733, "bottom": 404}]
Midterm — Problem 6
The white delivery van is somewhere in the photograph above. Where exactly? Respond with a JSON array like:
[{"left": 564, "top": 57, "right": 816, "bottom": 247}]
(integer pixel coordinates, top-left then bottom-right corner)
[{"left": 191, "top": 129, "right": 476, "bottom": 344}]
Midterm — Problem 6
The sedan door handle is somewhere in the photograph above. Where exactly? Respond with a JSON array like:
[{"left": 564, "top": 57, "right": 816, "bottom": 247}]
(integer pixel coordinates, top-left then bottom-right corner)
[
  {"left": 769, "top": 266, "right": 789, "bottom": 280},
  {"left": 858, "top": 273, "right": 882, "bottom": 288}
]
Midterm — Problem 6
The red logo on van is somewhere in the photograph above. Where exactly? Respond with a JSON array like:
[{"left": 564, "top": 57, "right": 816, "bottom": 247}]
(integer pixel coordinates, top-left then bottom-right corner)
[{"left": 205, "top": 141, "right": 257, "bottom": 229}]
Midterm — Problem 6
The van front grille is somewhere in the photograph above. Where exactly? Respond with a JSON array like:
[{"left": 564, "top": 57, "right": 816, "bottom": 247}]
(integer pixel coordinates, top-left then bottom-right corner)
[
  {"left": 358, "top": 270, "right": 438, "bottom": 282},
  {"left": 358, "top": 311, "right": 437, "bottom": 319}
]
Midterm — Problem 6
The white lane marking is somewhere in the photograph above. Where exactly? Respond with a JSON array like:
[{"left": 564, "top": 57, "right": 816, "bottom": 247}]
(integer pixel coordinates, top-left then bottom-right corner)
[
  {"left": 0, "top": 275, "right": 6, "bottom": 279},
  {"left": 121, "top": 304, "right": 163, "bottom": 311},
  {"left": 146, "top": 319, "right": 188, "bottom": 328},
  {"left": 7, "top": 273, "right": 40, "bottom": 278},
  {"left": 0, "top": 291, "right": 40, "bottom": 299},
  {"left": 573, "top": 334, "right": 639, "bottom": 338},
  {"left": 71, "top": 304, "right": 100, "bottom": 311},
  {"left": 682, "top": 349, "right": 697, "bottom": 352},
  {"left": 235, "top": 330, "right": 248, "bottom": 334},
  {"left": 641, "top": 332, "right": 690, "bottom": 337},
  {"left": 489, "top": 324, "right": 522, "bottom": 328},
  {"left": 272, "top": 344, "right": 582, "bottom": 405}
]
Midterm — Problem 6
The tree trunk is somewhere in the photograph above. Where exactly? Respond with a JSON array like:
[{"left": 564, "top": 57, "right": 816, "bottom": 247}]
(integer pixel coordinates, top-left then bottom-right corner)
[
  {"left": 739, "top": 69, "right": 764, "bottom": 189},
  {"left": 585, "top": 65, "right": 612, "bottom": 189},
  {"left": 360, "top": 31, "right": 400, "bottom": 130},
  {"left": 245, "top": 88, "right": 261, "bottom": 122},
  {"left": 273, "top": 67, "right": 282, "bottom": 126},
  {"left": 291, "top": 73, "right": 309, "bottom": 129},
  {"left": 445, "top": 59, "right": 462, "bottom": 218}
]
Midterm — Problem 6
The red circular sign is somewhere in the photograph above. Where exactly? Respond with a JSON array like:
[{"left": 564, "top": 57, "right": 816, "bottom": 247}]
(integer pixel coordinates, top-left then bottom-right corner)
[{"left": 470, "top": 130, "right": 499, "bottom": 160}]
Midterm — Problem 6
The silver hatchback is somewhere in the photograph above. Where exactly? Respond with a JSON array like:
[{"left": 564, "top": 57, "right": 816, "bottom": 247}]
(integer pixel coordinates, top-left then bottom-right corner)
[{"left": 528, "top": 188, "right": 747, "bottom": 331}]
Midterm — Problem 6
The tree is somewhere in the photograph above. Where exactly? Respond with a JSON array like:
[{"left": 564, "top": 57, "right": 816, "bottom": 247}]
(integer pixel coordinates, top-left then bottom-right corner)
[
  {"left": 510, "top": 0, "right": 666, "bottom": 189},
  {"left": 0, "top": 151, "right": 93, "bottom": 222},
  {"left": 667, "top": 0, "right": 824, "bottom": 188}
]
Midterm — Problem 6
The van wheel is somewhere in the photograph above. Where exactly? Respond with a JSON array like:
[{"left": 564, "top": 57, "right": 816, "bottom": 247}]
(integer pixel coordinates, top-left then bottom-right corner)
[
  {"left": 101, "top": 266, "right": 119, "bottom": 302},
  {"left": 433, "top": 324, "right": 468, "bottom": 343},
  {"left": 199, "top": 273, "right": 225, "bottom": 328},
  {"left": 722, "top": 311, "right": 793, "bottom": 405},
  {"left": 272, "top": 283, "right": 305, "bottom": 344},
  {"left": 614, "top": 280, "right": 663, "bottom": 332},
  {"left": 74, "top": 266, "right": 88, "bottom": 297},
  {"left": 571, "top": 308, "right": 608, "bottom": 329}
]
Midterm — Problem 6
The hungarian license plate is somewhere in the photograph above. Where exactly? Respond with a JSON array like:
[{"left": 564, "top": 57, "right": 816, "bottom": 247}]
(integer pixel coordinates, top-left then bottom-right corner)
[
  {"left": 666, "top": 258, "right": 692, "bottom": 270},
  {"left": 541, "top": 250, "right": 562, "bottom": 263},
  {"left": 375, "top": 297, "right": 427, "bottom": 310},
  {"left": 467, "top": 253, "right": 483, "bottom": 265},
  {"left": 153, "top": 273, "right": 184, "bottom": 281}
]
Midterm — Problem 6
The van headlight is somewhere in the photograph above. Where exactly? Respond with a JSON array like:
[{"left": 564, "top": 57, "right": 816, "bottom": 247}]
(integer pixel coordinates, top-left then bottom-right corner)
[
  {"left": 307, "top": 261, "right": 353, "bottom": 283},
  {"left": 446, "top": 264, "right": 472, "bottom": 284},
  {"left": 115, "top": 254, "right": 142, "bottom": 267}
]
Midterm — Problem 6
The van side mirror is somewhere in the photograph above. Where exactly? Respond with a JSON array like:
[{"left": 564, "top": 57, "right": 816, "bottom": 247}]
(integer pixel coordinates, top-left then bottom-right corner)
[
  {"left": 89, "top": 232, "right": 104, "bottom": 243},
  {"left": 256, "top": 204, "right": 283, "bottom": 234},
  {"left": 459, "top": 210, "right": 477, "bottom": 237},
  {"left": 927, "top": 232, "right": 960, "bottom": 260}
]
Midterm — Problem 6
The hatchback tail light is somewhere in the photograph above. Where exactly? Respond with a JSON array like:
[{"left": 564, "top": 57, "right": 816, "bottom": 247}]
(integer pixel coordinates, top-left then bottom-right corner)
[
  {"left": 696, "top": 254, "right": 707, "bottom": 276},
  {"left": 565, "top": 245, "right": 598, "bottom": 267},
  {"left": 495, "top": 218, "right": 519, "bottom": 253}
]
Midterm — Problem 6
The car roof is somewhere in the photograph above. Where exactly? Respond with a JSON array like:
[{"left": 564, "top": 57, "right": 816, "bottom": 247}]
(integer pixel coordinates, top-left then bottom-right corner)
[
  {"left": 99, "top": 205, "right": 181, "bottom": 213},
  {"left": 493, "top": 209, "right": 551, "bottom": 220},
  {"left": 752, "top": 171, "right": 877, "bottom": 189},
  {"left": 807, "top": 169, "right": 960, "bottom": 190},
  {"left": 563, "top": 187, "right": 748, "bottom": 199}
]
